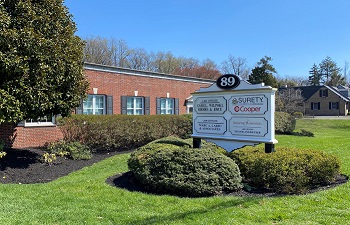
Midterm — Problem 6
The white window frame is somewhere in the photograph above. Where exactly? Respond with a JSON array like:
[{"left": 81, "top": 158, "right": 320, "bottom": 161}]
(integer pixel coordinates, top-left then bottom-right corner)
[
  {"left": 160, "top": 98, "right": 174, "bottom": 114},
  {"left": 83, "top": 95, "right": 106, "bottom": 115},
  {"left": 127, "top": 97, "right": 144, "bottom": 115},
  {"left": 18, "top": 115, "right": 56, "bottom": 127}
]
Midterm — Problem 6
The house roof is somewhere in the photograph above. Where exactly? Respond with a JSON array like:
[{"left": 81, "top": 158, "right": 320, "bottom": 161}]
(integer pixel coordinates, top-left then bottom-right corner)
[{"left": 278, "top": 85, "right": 350, "bottom": 102}]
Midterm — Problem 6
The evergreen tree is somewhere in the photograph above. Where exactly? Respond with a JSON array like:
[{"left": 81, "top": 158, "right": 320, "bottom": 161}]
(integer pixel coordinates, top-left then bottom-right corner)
[
  {"left": 0, "top": 0, "right": 89, "bottom": 123},
  {"left": 248, "top": 56, "right": 278, "bottom": 87},
  {"left": 308, "top": 64, "right": 322, "bottom": 86}
]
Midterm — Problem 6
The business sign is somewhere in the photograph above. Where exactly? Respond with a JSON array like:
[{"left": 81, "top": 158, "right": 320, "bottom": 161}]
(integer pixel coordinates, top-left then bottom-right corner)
[
  {"left": 192, "top": 74, "right": 277, "bottom": 152},
  {"left": 194, "top": 116, "right": 227, "bottom": 135}
]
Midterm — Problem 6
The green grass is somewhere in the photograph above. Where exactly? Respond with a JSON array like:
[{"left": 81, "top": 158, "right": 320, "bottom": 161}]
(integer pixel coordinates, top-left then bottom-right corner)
[{"left": 1, "top": 119, "right": 350, "bottom": 224}]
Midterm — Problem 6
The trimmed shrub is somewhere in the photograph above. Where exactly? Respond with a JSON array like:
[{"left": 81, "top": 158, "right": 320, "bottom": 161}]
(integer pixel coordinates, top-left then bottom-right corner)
[
  {"left": 58, "top": 114, "right": 192, "bottom": 152},
  {"left": 229, "top": 146, "right": 341, "bottom": 194},
  {"left": 275, "top": 111, "right": 296, "bottom": 134},
  {"left": 47, "top": 140, "right": 92, "bottom": 160},
  {"left": 128, "top": 136, "right": 243, "bottom": 197},
  {"left": 292, "top": 111, "right": 303, "bottom": 118}
]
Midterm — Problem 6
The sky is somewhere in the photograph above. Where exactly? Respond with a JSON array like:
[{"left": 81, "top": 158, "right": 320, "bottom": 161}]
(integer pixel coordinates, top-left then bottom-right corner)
[{"left": 63, "top": 0, "right": 350, "bottom": 79}]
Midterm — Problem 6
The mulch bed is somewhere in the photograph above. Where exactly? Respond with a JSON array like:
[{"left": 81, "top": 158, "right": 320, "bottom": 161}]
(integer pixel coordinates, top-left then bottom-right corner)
[{"left": 1, "top": 148, "right": 348, "bottom": 197}]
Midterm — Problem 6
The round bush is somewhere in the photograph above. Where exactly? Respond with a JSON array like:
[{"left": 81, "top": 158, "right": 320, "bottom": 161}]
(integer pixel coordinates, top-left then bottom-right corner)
[
  {"left": 128, "top": 137, "right": 243, "bottom": 197},
  {"left": 229, "top": 146, "right": 341, "bottom": 194},
  {"left": 275, "top": 111, "right": 296, "bottom": 134}
]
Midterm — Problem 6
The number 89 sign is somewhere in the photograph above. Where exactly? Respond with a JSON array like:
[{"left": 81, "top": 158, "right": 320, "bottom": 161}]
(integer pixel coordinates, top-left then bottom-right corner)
[{"left": 216, "top": 74, "right": 240, "bottom": 90}]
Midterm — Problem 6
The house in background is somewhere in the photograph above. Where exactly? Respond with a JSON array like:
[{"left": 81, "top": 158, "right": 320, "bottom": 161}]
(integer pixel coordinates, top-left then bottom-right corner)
[
  {"left": 279, "top": 85, "right": 350, "bottom": 116},
  {"left": 0, "top": 63, "right": 214, "bottom": 149}
]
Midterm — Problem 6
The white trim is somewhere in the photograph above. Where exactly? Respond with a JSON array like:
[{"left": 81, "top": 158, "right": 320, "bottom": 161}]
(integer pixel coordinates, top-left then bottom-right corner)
[{"left": 84, "top": 63, "right": 214, "bottom": 84}]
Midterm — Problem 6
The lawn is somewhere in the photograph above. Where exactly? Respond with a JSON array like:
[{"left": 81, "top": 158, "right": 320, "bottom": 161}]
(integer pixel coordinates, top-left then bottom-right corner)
[{"left": 0, "top": 119, "right": 349, "bottom": 225}]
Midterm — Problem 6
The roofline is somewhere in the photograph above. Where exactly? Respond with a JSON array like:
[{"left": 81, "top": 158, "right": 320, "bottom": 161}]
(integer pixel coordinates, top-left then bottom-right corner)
[
  {"left": 83, "top": 62, "right": 215, "bottom": 84},
  {"left": 325, "top": 85, "right": 350, "bottom": 102}
]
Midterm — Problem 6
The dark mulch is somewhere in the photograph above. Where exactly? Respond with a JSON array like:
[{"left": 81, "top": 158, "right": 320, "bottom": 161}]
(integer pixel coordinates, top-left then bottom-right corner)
[
  {"left": 1, "top": 148, "right": 348, "bottom": 198},
  {"left": 0, "top": 148, "right": 125, "bottom": 184},
  {"left": 106, "top": 171, "right": 348, "bottom": 197}
]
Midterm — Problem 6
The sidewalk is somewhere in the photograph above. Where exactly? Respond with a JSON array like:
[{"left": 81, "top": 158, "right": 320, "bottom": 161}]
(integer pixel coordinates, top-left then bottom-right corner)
[{"left": 304, "top": 116, "right": 350, "bottom": 120}]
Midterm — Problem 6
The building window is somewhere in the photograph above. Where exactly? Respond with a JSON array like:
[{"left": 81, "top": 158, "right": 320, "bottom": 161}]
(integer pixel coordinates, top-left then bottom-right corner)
[
  {"left": 319, "top": 89, "right": 328, "bottom": 97},
  {"left": 329, "top": 102, "right": 339, "bottom": 110},
  {"left": 76, "top": 95, "right": 113, "bottom": 115},
  {"left": 156, "top": 97, "right": 179, "bottom": 115},
  {"left": 121, "top": 96, "right": 150, "bottom": 115},
  {"left": 83, "top": 95, "right": 106, "bottom": 115},
  {"left": 160, "top": 98, "right": 174, "bottom": 114},
  {"left": 311, "top": 102, "right": 320, "bottom": 110},
  {"left": 19, "top": 115, "right": 56, "bottom": 127},
  {"left": 127, "top": 97, "right": 144, "bottom": 115}
]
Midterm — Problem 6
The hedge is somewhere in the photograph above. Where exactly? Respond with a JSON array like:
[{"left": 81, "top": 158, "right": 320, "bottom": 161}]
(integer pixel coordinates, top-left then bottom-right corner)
[{"left": 58, "top": 114, "right": 192, "bottom": 152}]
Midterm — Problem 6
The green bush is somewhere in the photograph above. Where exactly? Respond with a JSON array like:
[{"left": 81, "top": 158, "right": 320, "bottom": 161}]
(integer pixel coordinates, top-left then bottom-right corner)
[
  {"left": 128, "top": 136, "right": 243, "bottom": 197},
  {"left": 292, "top": 111, "right": 303, "bottom": 118},
  {"left": 229, "top": 146, "right": 341, "bottom": 194},
  {"left": 275, "top": 111, "right": 296, "bottom": 134},
  {"left": 47, "top": 140, "right": 92, "bottom": 160},
  {"left": 59, "top": 114, "right": 192, "bottom": 152}
]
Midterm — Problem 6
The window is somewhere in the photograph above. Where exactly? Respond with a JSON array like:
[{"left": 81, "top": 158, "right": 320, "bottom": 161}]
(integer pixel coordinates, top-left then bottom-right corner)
[
  {"left": 160, "top": 98, "right": 174, "bottom": 114},
  {"left": 329, "top": 102, "right": 339, "bottom": 110},
  {"left": 83, "top": 95, "right": 105, "bottom": 115},
  {"left": 156, "top": 97, "right": 179, "bottom": 115},
  {"left": 311, "top": 102, "right": 320, "bottom": 110},
  {"left": 19, "top": 115, "right": 56, "bottom": 127},
  {"left": 121, "top": 96, "right": 150, "bottom": 115},
  {"left": 319, "top": 89, "right": 328, "bottom": 97},
  {"left": 76, "top": 95, "right": 113, "bottom": 115},
  {"left": 127, "top": 97, "right": 144, "bottom": 115}
]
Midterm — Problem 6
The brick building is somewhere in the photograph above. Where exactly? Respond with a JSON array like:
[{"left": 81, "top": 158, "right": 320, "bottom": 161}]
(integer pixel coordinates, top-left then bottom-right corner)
[{"left": 0, "top": 63, "right": 213, "bottom": 149}]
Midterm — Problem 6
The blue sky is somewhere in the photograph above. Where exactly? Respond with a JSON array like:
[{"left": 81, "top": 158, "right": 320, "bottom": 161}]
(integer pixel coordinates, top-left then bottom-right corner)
[{"left": 64, "top": 0, "right": 350, "bottom": 79}]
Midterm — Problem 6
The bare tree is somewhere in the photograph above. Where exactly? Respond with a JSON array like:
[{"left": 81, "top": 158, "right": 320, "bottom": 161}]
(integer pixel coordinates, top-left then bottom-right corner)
[
  {"left": 110, "top": 38, "right": 132, "bottom": 68},
  {"left": 343, "top": 61, "right": 349, "bottom": 86},
  {"left": 84, "top": 36, "right": 112, "bottom": 65},
  {"left": 221, "top": 55, "right": 250, "bottom": 79},
  {"left": 277, "top": 88, "right": 305, "bottom": 114}
]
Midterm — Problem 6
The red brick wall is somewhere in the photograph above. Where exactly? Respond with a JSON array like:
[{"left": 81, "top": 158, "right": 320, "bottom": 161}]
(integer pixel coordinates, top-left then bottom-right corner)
[
  {"left": 0, "top": 123, "right": 63, "bottom": 149},
  {"left": 85, "top": 69, "right": 211, "bottom": 114},
  {"left": 0, "top": 65, "right": 213, "bottom": 149}
]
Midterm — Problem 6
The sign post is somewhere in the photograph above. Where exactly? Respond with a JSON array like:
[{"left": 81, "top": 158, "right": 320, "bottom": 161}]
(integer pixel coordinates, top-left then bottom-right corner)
[{"left": 192, "top": 74, "right": 278, "bottom": 153}]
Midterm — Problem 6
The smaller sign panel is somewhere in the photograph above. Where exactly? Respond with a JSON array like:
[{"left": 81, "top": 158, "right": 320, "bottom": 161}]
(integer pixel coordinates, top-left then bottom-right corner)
[
  {"left": 229, "top": 94, "right": 268, "bottom": 115},
  {"left": 194, "top": 116, "right": 227, "bottom": 135},
  {"left": 194, "top": 96, "right": 227, "bottom": 114},
  {"left": 229, "top": 117, "right": 268, "bottom": 137}
]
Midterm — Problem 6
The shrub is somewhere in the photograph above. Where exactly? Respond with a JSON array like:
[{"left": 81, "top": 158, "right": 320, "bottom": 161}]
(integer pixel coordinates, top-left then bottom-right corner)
[
  {"left": 292, "top": 111, "right": 303, "bottom": 118},
  {"left": 0, "top": 140, "right": 5, "bottom": 159},
  {"left": 47, "top": 140, "right": 92, "bottom": 160},
  {"left": 128, "top": 137, "right": 243, "bottom": 197},
  {"left": 40, "top": 153, "right": 57, "bottom": 166},
  {"left": 275, "top": 111, "right": 296, "bottom": 134},
  {"left": 229, "top": 146, "right": 341, "bottom": 194},
  {"left": 59, "top": 114, "right": 193, "bottom": 152}
]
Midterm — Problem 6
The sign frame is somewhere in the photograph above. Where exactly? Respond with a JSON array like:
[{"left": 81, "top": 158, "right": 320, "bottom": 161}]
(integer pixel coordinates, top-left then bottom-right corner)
[{"left": 191, "top": 74, "right": 278, "bottom": 152}]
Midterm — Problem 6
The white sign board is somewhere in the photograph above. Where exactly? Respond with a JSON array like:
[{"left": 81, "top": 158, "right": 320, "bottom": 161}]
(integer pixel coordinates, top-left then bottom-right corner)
[{"left": 192, "top": 74, "right": 278, "bottom": 152}]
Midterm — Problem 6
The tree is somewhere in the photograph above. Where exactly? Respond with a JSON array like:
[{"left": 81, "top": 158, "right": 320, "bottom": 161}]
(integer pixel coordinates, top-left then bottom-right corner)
[
  {"left": 0, "top": 0, "right": 89, "bottom": 123},
  {"left": 319, "top": 56, "right": 344, "bottom": 86},
  {"left": 248, "top": 56, "right": 278, "bottom": 87},
  {"left": 308, "top": 64, "right": 322, "bottom": 86},
  {"left": 221, "top": 55, "right": 250, "bottom": 79},
  {"left": 276, "top": 88, "right": 305, "bottom": 114},
  {"left": 308, "top": 57, "right": 345, "bottom": 86}
]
